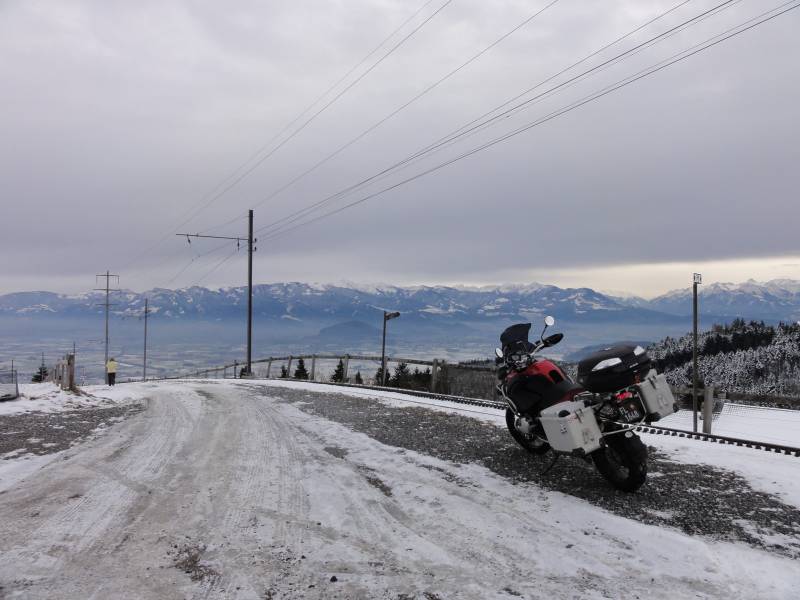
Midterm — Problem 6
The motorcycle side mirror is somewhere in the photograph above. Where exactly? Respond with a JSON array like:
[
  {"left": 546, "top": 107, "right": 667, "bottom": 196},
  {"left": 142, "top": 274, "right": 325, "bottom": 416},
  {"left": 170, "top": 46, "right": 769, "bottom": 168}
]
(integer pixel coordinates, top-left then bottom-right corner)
[
  {"left": 543, "top": 333, "right": 563, "bottom": 347},
  {"left": 495, "top": 348, "right": 504, "bottom": 359},
  {"left": 541, "top": 315, "right": 555, "bottom": 341}
]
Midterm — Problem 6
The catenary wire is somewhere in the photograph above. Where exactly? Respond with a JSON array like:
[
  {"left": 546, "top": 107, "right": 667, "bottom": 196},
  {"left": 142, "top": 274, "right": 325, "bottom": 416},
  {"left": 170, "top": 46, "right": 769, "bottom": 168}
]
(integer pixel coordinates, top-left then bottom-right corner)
[
  {"left": 254, "top": 0, "right": 739, "bottom": 237},
  {"left": 164, "top": 238, "right": 238, "bottom": 287},
  {"left": 194, "top": 0, "right": 441, "bottom": 237},
  {"left": 243, "top": 0, "right": 564, "bottom": 220},
  {"left": 256, "top": 2, "right": 799, "bottom": 244},
  {"left": 167, "top": 0, "right": 455, "bottom": 234},
  {"left": 118, "top": 0, "right": 448, "bottom": 271}
]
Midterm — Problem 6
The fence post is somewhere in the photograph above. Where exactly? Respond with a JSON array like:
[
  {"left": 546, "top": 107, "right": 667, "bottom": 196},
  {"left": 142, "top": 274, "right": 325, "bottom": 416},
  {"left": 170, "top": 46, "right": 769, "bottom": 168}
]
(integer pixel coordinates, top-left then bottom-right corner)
[
  {"left": 343, "top": 354, "right": 350, "bottom": 382},
  {"left": 234, "top": 360, "right": 238, "bottom": 378},
  {"left": 287, "top": 356, "right": 293, "bottom": 378},
  {"left": 431, "top": 359, "right": 438, "bottom": 393},
  {"left": 310, "top": 354, "right": 316, "bottom": 381},
  {"left": 702, "top": 385, "right": 714, "bottom": 434},
  {"left": 266, "top": 359, "right": 273, "bottom": 378},
  {"left": 223, "top": 366, "right": 227, "bottom": 379},
  {"left": 66, "top": 353, "right": 75, "bottom": 391}
]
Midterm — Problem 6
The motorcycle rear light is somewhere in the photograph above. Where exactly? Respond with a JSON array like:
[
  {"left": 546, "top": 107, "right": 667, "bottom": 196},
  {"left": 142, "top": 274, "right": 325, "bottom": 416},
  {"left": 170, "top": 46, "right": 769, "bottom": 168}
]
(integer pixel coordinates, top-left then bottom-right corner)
[
  {"left": 591, "top": 357, "right": 622, "bottom": 371},
  {"left": 615, "top": 391, "right": 633, "bottom": 402}
]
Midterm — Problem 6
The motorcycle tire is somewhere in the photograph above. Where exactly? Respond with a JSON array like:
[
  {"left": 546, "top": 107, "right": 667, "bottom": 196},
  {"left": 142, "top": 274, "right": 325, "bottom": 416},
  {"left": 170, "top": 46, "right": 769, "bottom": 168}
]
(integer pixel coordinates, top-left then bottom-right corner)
[
  {"left": 505, "top": 409, "right": 550, "bottom": 455},
  {"left": 591, "top": 432, "right": 647, "bottom": 492}
]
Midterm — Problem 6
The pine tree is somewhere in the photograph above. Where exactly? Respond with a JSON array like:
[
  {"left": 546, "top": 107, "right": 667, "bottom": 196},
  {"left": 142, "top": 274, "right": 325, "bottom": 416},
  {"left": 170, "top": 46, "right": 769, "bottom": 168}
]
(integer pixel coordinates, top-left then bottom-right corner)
[
  {"left": 330, "top": 359, "right": 345, "bottom": 382},
  {"left": 31, "top": 364, "right": 48, "bottom": 383},
  {"left": 374, "top": 366, "right": 387, "bottom": 386},
  {"left": 390, "top": 362, "right": 412, "bottom": 389},
  {"left": 280, "top": 365, "right": 288, "bottom": 378},
  {"left": 354, "top": 371, "right": 364, "bottom": 385},
  {"left": 294, "top": 358, "right": 309, "bottom": 380},
  {"left": 411, "top": 367, "right": 431, "bottom": 390}
]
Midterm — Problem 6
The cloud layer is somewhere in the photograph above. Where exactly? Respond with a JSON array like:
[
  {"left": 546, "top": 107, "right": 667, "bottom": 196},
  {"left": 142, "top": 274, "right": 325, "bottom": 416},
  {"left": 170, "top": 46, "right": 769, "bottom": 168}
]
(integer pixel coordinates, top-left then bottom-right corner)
[{"left": 1, "top": 0, "right": 798, "bottom": 295}]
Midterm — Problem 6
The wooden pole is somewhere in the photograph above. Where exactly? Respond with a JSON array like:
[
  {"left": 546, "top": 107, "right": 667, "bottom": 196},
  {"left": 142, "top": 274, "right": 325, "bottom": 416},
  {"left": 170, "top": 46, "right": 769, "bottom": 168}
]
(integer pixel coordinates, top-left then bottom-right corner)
[
  {"left": 143, "top": 298, "right": 149, "bottom": 382},
  {"left": 702, "top": 385, "right": 714, "bottom": 434},
  {"left": 246, "top": 209, "right": 253, "bottom": 375}
]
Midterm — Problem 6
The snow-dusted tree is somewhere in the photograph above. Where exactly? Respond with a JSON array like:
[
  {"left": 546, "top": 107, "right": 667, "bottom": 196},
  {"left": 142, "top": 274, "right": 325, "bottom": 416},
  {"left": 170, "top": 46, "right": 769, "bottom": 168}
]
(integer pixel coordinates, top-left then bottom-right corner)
[
  {"left": 293, "top": 358, "right": 309, "bottom": 380},
  {"left": 31, "top": 364, "right": 48, "bottom": 383},
  {"left": 354, "top": 371, "right": 364, "bottom": 385},
  {"left": 390, "top": 362, "right": 412, "bottom": 389},
  {"left": 280, "top": 365, "right": 288, "bottom": 378},
  {"left": 330, "top": 359, "right": 345, "bottom": 382}
]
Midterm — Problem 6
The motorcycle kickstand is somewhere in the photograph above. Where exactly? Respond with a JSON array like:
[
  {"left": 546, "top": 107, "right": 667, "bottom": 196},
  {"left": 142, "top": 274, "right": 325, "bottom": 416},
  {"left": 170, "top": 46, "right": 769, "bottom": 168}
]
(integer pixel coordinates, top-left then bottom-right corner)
[{"left": 539, "top": 453, "right": 561, "bottom": 476}]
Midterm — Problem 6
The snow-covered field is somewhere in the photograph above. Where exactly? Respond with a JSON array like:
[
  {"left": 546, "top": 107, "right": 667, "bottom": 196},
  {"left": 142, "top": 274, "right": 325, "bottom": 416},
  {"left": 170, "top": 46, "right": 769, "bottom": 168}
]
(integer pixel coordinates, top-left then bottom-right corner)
[
  {"left": 658, "top": 402, "right": 800, "bottom": 447},
  {"left": 0, "top": 379, "right": 798, "bottom": 598},
  {"left": 0, "top": 382, "right": 144, "bottom": 416}
]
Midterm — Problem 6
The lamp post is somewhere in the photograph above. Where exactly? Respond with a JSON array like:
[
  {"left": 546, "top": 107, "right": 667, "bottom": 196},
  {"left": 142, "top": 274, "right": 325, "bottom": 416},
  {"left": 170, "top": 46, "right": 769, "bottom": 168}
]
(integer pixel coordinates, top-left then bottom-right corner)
[
  {"left": 692, "top": 272, "right": 702, "bottom": 432},
  {"left": 380, "top": 311, "right": 401, "bottom": 386}
]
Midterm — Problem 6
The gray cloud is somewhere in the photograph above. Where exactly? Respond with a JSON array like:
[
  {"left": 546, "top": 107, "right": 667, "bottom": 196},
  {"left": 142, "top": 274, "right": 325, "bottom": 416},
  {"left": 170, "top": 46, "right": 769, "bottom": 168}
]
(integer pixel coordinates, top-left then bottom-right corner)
[{"left": 1, "top": 0, "right": 798, "bottom": 294}]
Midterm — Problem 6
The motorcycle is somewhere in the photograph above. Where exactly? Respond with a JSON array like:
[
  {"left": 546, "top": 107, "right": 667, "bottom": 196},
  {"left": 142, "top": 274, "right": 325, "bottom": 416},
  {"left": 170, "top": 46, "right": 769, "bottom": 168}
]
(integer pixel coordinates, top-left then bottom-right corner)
[{"left": 495, "top": 317, "right": 677, "bottom": 492}]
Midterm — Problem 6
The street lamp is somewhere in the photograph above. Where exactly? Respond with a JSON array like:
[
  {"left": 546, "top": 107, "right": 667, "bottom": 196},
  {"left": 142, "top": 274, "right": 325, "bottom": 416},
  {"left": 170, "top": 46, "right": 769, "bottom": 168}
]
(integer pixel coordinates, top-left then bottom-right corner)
[{"left": 380, "top": 311, "right": 401, "bottom": 386}]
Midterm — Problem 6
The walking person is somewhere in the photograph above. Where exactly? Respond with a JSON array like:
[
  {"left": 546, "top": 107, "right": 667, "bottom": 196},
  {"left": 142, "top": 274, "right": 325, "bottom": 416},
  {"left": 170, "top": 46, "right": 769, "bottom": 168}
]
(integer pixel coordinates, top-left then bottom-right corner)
[{"left": 106, "top": 357, "right": 118, "bottom": 386}]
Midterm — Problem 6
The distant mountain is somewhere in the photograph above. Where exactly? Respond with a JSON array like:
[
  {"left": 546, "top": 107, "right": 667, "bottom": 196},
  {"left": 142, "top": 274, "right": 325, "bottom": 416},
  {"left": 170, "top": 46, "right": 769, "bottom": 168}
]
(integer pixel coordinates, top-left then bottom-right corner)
[
  {"left": 3, "top": 279, "right": 800, "bottom": 327},
  {"left": 4, "top": 280, "right": 800, "bottom": 379},
  {"left": 643, "top": 279, "right": 800, "bottom": 321},
  {"left": 0, "top": 282, "right": 680, "bottom": 325}
]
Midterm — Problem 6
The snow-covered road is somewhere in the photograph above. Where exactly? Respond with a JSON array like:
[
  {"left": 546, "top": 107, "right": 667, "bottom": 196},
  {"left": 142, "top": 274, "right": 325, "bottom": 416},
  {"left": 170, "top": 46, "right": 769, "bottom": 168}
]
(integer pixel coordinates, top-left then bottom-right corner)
[{"left": 1, "top": 381, "right": 798, "bottom": 599}]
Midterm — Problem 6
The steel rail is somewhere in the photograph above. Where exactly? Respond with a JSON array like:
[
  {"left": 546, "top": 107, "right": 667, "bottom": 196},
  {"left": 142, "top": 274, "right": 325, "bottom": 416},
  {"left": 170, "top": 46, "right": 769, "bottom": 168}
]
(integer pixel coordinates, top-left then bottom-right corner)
[{"left": 272, "top": 379, "right": 800, "bottom": 458}]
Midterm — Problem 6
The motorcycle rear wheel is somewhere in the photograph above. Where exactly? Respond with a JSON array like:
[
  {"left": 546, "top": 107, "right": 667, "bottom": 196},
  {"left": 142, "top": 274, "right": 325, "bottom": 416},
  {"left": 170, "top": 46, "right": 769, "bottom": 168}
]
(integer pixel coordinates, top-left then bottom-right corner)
[
  {"left": 505, "top": 409, "right": 550, "bottom": 455},
  {"left": 592, "top": 432, "right": 647, "bottom": 492}
]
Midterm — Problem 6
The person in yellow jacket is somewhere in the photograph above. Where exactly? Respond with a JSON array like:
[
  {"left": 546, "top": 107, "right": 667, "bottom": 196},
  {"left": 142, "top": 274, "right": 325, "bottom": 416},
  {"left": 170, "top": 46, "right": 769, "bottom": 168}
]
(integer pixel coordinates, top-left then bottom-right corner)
[{"left": 106, "top": 357, "right": 118, "bottom": 386}]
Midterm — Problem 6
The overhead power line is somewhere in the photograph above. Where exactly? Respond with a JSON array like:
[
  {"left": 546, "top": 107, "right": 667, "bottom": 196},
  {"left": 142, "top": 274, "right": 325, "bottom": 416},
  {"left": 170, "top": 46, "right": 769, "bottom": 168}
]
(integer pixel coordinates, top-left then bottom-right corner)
[
  {"left": 255, "top": 1, "right": 800, "bottom": 244},
  {"left": 243, "top": 0, "right": 565, "bottom": 220},
  {"left": 174, "top": 0, "right": 455, "bottom": 235},
  {"left": 254, "top": 0, "right": 738, "bottom": 237},
  {"left": 119, "top": 0, "right": 449, "bottom": 272}
]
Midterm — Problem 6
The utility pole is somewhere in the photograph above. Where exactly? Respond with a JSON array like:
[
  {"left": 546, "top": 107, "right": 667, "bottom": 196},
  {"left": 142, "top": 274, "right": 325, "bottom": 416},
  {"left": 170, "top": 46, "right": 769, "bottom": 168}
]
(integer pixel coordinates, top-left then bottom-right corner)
[
  {"left": 692, "top": 273, "right": 702, "bottom": 433},
  {"left": 247, "top": 209, "right": 254, "bottom": 375},
  {"left": 95, "top": 271, "right": 119, "bottom": 384},
  {"left": 143, "top": 298, "right": 149, "bottom": 381},
  {"left": 177, "top": 209, "right": 256, "bottom": 376}
]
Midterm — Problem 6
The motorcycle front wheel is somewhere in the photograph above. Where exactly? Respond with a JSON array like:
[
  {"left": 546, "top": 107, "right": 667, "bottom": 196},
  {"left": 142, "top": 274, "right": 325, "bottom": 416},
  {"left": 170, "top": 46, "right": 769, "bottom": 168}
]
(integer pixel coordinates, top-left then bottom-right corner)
[
  {"left": 591, "top": 432, "right": 647, "bottom": 492},
  {"left": 505, "top": 409, "right": 550, "bottom": 455}
]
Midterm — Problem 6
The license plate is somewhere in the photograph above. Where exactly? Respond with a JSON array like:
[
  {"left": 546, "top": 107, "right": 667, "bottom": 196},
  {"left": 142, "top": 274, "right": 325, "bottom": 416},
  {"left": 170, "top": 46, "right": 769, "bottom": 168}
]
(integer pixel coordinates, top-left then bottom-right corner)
[{"left": 620, "top": 401, "right": 643, "bottom": 422}]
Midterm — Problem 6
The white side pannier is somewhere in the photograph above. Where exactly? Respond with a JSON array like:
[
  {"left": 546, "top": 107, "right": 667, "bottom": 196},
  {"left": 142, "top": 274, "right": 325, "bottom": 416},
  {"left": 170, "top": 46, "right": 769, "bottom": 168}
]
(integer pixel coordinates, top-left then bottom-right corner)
[
  {"left": 539, "top": 400, "right": 602, "bottom": 455},
  {"left": 636, "top": 370, "right": 677, "bottom": 422}
]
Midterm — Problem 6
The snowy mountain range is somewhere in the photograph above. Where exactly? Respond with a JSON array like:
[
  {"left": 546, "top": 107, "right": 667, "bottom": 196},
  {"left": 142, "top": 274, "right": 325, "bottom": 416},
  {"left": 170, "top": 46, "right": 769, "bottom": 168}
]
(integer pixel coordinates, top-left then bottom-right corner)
[{"left": 2, "top": 279, "right": 799, "bottom": 325}]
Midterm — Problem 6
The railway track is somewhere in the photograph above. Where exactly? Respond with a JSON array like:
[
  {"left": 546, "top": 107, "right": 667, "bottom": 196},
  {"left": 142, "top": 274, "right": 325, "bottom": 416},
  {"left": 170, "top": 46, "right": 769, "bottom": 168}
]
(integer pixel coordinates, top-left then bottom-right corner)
[{"left": 296, "top": 380, "right": 800, "bottom": 458}]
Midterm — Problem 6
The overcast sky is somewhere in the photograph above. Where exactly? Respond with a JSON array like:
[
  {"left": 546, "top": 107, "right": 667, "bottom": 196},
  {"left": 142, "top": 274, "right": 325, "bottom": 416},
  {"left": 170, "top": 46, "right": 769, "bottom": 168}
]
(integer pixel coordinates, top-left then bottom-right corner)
[{"left": 2, "top": 0, "right": 798, "bottom": 298}]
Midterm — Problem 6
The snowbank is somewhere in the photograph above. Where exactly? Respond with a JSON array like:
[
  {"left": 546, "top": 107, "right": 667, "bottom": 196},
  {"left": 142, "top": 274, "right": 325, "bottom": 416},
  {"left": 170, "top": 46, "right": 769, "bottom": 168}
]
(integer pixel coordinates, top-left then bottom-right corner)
[{"left": 0, "top": 382, "right": 148, "bottom": 416}]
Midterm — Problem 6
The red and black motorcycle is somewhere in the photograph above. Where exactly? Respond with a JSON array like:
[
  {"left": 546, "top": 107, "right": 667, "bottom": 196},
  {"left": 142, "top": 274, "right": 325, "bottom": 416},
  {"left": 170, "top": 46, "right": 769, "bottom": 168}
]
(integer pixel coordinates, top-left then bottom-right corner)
[{"left": 495, "top": 317, "right": 677, "bottom": 492}]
